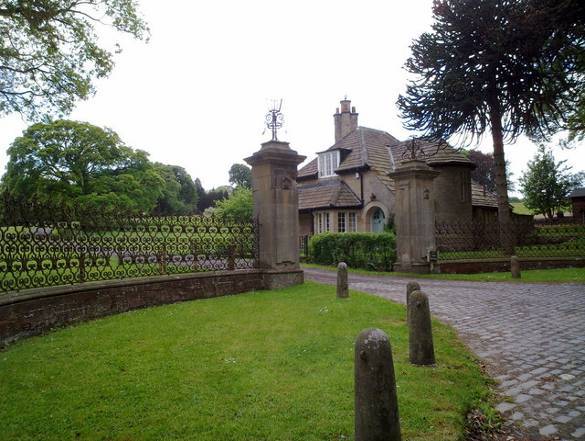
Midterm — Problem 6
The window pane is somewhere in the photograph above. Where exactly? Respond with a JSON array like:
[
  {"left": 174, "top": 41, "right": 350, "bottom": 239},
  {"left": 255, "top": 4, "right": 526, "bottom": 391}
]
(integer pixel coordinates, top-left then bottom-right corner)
[{"left": 338, "top": 212, "right": 346, "bottom": 233}]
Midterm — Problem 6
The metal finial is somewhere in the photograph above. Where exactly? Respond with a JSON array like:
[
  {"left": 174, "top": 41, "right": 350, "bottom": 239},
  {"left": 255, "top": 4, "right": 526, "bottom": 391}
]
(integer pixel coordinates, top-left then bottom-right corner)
[
  {"left": 401, "top": 136, "right": 426, "bottom": 161},
  {"left": 264, "top": 99, "right": 284, "bottom": 141}
]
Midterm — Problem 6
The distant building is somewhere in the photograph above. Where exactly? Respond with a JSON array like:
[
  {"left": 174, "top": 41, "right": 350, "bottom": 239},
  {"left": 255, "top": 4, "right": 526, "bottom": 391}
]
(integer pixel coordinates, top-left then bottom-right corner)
[
  {"left": 568, "top": 188, "right": 585, "bottom": 221},
  {"left": 297, "top": 99, "right": 498, "bottom": 236}
]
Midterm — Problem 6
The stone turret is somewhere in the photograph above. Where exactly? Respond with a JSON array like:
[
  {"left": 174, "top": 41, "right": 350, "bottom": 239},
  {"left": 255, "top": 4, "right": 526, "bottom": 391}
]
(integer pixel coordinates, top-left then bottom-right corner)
[{"left": 334, "top": 98, "right": 358, "bottom": 142}]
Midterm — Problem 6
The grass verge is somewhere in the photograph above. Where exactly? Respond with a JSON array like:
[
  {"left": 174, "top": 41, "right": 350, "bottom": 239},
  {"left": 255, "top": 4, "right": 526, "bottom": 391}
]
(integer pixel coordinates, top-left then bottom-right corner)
[
  {"left": 0, "top": 282, "right": 492, "bottom": 441},
  {"left": 303, "top": 263, "right": 585, "bottom": 283}
]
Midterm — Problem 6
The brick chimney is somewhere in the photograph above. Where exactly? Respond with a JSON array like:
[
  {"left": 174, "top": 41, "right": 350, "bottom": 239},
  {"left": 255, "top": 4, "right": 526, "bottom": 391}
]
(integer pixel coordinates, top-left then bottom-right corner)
[{"left": 333, "top": 98, "right": 358, "bottom": 142}]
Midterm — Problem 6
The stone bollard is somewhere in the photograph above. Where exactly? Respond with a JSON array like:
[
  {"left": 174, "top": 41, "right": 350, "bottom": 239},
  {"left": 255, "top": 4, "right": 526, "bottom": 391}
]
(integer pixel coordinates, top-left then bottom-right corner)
[
  {"left": 510, "top": 255, "right": 521, "bottom": 279},
  {"left": 355, "top": 328, "right": 401, "bottom": 441},
  {"left": 337, "top": 262, "right": 349, "bottom": 298},
  {"left": 406, "top": 281, "right": 420, "bottom": 326},
  {"left": 408, "top": 291, "right": 435, "bottom": 366}
]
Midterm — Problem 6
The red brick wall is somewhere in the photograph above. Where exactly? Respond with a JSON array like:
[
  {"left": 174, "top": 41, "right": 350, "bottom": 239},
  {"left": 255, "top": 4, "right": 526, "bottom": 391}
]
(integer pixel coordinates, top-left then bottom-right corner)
[{"left": 0, "top": 271, "right": 264, "bottom": 347}]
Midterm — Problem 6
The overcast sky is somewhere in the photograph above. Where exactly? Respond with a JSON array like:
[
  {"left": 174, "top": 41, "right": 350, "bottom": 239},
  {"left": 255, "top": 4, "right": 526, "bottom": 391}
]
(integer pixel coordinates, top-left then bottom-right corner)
[{"left": 0, "top": 0, "right": 583, "bottom": 194}]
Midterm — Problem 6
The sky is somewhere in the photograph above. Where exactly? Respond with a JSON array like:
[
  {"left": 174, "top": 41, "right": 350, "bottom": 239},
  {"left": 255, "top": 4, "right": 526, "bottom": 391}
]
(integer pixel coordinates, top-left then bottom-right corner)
[{"left": 0, "top": 0, "right": 583, "bottom": 194}]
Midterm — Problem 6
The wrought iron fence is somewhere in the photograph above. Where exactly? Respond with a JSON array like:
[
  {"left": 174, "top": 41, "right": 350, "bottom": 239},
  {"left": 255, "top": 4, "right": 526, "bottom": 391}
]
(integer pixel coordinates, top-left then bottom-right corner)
[
  {"left": 299, "top": 235, "right": 310, "bottom": 258},
  {"left": 0, "top": 204, "right": 258, "bottom": 294},
  {"left": 435, "top": 219, "right": 585, "bottom": 261}
]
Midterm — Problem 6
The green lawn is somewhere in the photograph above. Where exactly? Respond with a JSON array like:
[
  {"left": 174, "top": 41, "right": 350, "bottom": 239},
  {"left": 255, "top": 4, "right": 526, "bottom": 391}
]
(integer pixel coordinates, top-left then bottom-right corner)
[
  {"left": 0, "top": 282, "right": 492, "bottom": 441},
  {"left": 511, "top": 201, "right": 533, "bottom": 215},
  {"left": 303, "top": 263, "right": 585, "bottom": 283}
]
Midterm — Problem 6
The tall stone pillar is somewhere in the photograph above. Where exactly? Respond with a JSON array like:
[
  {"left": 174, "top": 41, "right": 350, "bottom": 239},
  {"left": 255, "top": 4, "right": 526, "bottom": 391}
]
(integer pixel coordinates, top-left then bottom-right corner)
[
  {"left": 245, "top": 140, "right": 306, "bottom": 289},
  {"left": 389, "top": 160, "right": 439, "bottom": 273}
]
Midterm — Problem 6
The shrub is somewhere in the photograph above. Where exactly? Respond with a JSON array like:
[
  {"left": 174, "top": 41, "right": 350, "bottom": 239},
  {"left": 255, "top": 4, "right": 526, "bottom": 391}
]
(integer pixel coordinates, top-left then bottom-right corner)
[{"left": 308, "top": 232, "right": 396, "bottom": 271}]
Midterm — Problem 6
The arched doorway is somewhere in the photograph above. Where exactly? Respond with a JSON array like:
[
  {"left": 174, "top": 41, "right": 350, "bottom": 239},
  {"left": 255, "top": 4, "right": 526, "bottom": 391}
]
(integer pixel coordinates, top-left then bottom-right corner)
[{"left": 370, "top": 208, "right": 385, "bottom": 233}]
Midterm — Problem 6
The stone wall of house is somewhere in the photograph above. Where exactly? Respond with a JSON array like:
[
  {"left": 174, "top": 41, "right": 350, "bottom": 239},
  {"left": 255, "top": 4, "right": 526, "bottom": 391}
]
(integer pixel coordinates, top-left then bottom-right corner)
[
  {"left": 299, "top": 212, "right": 313, "bottom": 236},
  {"left": 0, "top": 270, "right": 267, "bottom": 347}
]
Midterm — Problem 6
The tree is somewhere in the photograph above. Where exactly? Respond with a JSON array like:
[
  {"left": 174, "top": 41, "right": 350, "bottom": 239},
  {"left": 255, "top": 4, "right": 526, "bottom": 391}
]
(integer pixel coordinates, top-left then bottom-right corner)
[
  {"left": 214, "top": 187, "right": 253, "bottom": 222},
  {"left": 228, "top": 163, "right": 252, "bottom": 189},
  {"left": 1, "top": 119, "right": 164, "bottom": 213},
  {"left": 519, "top": 145, "right": 583, "bottom": 219},
  {"left": 467, "top": 150, "right": 515, "bottom": 192},
  {"left": 153, "top": 164, "right": 198, "bottom": 215},
  {"left": 397, "top": 0, "right": 583, "bottom": 250},
  {"left": 0, "top": 0, "right": 149, "bottom": 120},
  {"left": 197, "top": 187, "right": 229, "bottom": 212}
]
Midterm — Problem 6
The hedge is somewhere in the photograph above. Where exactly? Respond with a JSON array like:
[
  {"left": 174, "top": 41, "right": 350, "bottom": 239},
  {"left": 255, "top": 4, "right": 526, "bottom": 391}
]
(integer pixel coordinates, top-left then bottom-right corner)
[{"left": 308, "top": 232, "right": 396, "bottom": 271}]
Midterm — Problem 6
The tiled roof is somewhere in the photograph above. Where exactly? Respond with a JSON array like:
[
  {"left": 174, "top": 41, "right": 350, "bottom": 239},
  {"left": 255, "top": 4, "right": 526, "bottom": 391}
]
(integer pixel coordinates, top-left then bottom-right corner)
[
  {"left": 471, "top": 181, "right": 498, "bottom": 208},
  {"left": 388, "top": 139, "right": 473, "bottom": 167},
  {"left": 298, "top": 157, "right": 318, "bottom": 179},
  {"left": 298, "top": 178, "right": 361, "bottom": 211},
  {"left": 297, "top": 126, "right": 485, "bottom": 211},
  {"left": 569, "top": 187, "right": 585, "bottom": 198}
]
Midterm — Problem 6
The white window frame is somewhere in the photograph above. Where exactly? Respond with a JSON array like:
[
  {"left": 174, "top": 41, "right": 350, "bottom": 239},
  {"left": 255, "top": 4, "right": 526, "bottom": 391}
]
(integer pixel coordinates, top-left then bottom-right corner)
[
  {"left": 348, "top": 212, "right": 357, "bottom": 232},
  {"left": 338, "top": 212, "right": 346, "bottom": 233},
  {"left": 318, "top": 151, "right": 340, "bottom": 178}
]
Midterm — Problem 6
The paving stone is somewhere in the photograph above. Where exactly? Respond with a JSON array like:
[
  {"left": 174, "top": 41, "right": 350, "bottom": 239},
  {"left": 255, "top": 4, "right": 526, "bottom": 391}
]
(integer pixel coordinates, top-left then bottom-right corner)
[
  {"left": 572, "top": 427, "right": 585, "bottom": 438},
  {"left": 539, "top": 424, "right": 558, "bottom": 436},
  {"left": 496, "top": 402, "right": 516, "bottom": 413}
]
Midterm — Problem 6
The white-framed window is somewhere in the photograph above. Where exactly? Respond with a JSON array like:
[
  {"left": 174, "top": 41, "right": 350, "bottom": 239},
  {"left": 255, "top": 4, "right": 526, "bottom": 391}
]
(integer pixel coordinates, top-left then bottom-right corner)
[
  {"left": 315, "top": 212, "right": 331, "bottom": 234},
  {"left": 338, "top": 212, "right": 346, "bottom": 233},
  {"left": 348, "top": 212, "right": 357, "bottom": 232},
  {"left": 318, "top": 151, "right": 340, "bottom": 177}
]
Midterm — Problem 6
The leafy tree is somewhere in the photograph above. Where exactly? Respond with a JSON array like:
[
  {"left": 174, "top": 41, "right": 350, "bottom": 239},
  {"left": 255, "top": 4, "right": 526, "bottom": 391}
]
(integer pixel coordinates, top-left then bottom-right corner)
[
  {"left": 214, "top": 187, "right": 253, "bottom": 222},
  {"left": 228, "top": 163, "right": 252, "bottom": 189},
  {"left": 0, "top": 0, "right": 149, "bottom": 120},
  {"left": 397, "top": 0, "right": 583, "bottom": 249},
  {"left": 467, "top": 150, "right": 515, "bottom": 192},
  {"left": 1, "top": 119, "right": 164, "bottom": 213},
  {"left": 519, "top": 145, "right": 583, "bottom": 219},
  {"left": 153, "top": 164, "right": 198, "bottom": 215},
  {"left": 197, "top": 186, "right": 229, "bottom": 212}
]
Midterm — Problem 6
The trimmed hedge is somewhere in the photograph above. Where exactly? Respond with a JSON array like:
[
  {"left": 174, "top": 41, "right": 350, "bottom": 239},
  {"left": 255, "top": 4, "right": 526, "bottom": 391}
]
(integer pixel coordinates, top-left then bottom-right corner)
[{"left": 308, "top": 232, "right": 396, "bottom": 271}]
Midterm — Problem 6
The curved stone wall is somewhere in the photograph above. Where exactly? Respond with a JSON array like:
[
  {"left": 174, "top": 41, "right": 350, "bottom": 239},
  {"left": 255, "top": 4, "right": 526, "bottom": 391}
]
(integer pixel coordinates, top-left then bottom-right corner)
[{"left": 0, "top": 270, "right": 269, "bottom": 347}]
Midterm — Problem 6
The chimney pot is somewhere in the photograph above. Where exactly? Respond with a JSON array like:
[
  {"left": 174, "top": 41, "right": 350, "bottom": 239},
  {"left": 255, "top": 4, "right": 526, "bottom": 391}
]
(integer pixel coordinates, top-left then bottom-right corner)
[{"left": 352, "top": 106, "right": 356, "bottom": 113}]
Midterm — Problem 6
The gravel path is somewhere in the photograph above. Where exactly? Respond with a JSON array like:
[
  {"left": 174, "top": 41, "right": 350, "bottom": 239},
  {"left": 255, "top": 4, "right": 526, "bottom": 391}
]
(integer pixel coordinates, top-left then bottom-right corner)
[{"left": 304, "top": 267, "right": 585, "bottom": 440}]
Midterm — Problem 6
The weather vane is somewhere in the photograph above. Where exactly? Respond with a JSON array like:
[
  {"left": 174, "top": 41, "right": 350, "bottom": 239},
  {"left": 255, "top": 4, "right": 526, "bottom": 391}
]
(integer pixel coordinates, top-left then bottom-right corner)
[
  {"left": 402, "top": 136, "right": 427, "bottom": 161},
  {"left": 264, "top": 99, "right": 284, "bottom": 141}
]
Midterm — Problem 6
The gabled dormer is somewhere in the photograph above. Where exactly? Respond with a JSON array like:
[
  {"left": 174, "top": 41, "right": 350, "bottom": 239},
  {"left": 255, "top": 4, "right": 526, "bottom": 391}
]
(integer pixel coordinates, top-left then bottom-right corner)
[{"left": 317, "top": 150, "right": 340, "bottom": 178}]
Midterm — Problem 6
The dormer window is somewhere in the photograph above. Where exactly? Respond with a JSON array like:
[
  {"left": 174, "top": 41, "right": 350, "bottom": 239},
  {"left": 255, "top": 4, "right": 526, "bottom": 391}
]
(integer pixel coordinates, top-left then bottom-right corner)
[{"left": 318, "top": 151, "right": 340, "bottom": 178}]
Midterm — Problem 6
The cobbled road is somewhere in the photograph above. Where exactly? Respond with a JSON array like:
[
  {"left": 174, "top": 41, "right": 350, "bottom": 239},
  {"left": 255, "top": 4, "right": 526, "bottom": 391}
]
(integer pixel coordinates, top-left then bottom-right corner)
[{"left": 304, "top": 267, "right": 585, "bottom": 440}]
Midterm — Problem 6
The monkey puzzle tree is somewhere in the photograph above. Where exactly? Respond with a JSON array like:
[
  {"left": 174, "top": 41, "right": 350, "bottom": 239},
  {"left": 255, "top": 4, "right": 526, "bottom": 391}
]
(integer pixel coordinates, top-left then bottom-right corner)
[
  {"left": 0, "top": 0, "right": 149, "bottom": 120},
  {"left": 397, "top": 0, "right": 584, "bottom": 251}
]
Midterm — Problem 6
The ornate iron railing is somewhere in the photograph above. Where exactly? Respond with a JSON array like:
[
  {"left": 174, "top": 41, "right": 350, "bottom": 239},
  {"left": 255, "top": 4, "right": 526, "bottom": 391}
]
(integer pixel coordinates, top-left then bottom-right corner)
[
  {"left": 435, "top": 219, "right": 585, "bottom": 261},
  {"left": 0, "top": 206, "right": 258, "bottom": 294}
]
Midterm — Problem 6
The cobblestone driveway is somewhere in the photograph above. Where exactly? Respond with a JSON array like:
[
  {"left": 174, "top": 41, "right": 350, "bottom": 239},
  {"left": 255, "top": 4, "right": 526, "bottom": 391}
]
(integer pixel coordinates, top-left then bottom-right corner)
[{"left": 304, "top": 267, "right": 585, "bottom": 440}]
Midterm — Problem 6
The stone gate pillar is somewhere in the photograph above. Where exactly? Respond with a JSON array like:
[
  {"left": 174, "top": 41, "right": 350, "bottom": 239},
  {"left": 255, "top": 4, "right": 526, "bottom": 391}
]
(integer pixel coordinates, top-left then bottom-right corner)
[
  {"left": 245, "top": 140, "right": 306, "bottom": 289},
  {"left": 389, "top": 160, "right": 439, "bottom": 273}
]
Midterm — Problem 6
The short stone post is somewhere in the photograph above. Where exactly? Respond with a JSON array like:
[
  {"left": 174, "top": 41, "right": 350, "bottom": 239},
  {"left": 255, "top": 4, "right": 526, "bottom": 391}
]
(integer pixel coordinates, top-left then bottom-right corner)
[
  {"left": 510, "top": 255, "right": 521, "bottom": 279},
  {"left": 245, "top": 140, "right": 306, "bottom": 289},
  {"left": 355, "top": 328, "right": 401, "bottom": 441},
  {"left": 337, "top": 262, "right": 349, "bottom": 298},
  {"left": 406, "top": 281, "right": 420, "bottom": 326},
  {"left": 408, "top": 291, "right": 435, "bottom": 366}
]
